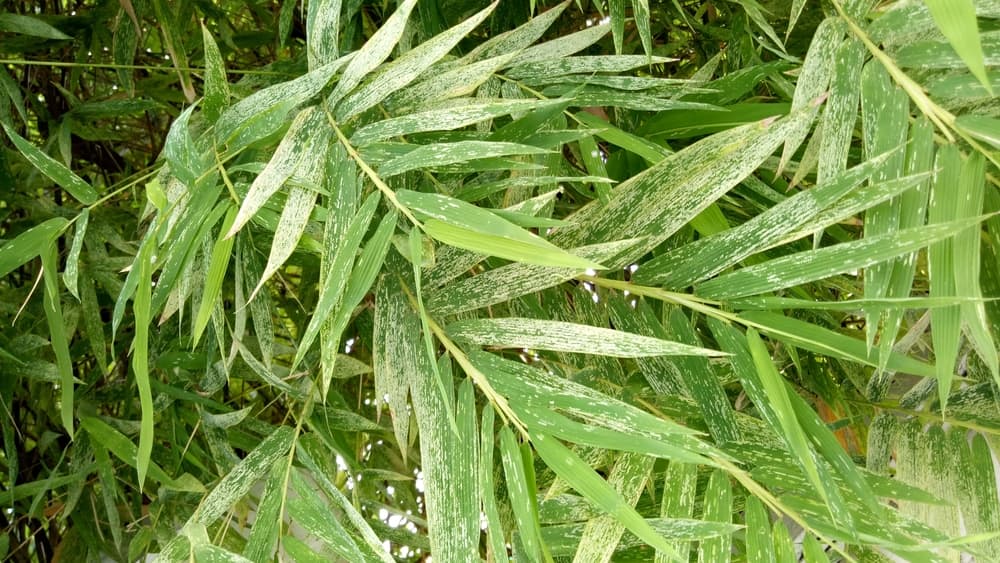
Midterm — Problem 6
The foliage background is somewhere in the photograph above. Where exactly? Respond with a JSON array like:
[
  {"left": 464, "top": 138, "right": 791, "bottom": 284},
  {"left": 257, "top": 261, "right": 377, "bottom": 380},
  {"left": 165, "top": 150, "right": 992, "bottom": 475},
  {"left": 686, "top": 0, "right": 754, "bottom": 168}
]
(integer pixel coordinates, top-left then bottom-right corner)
[{"left": 1, "top": 0, "right": 999, "bottom": 561}]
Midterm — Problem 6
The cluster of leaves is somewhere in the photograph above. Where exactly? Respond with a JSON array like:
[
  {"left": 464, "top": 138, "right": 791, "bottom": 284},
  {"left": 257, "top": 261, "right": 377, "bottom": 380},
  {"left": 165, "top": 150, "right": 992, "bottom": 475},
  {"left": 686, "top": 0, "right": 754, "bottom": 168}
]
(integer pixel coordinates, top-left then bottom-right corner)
[{"left": 2, "top": 0, "right": 999, "bottom": 561}]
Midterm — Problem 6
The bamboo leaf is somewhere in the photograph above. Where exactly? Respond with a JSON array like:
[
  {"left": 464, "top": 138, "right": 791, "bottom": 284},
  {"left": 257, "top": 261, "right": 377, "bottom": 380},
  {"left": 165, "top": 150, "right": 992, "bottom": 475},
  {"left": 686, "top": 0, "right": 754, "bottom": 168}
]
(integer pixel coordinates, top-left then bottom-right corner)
[
  {"left": 745, "top": 497, "right": 776, "bottom": 563},
  {"left": 461, "top": 1, "right": 568, "bottom": 63},
  {"left": 0, "top": 13, "right": 71, "bottom": 40},
  {"left": 531, "top": 431, "right": 682, "bottom": 562},
  {"left": 62, "top": 209, "right": 88, "bottom": 300},
  {"left": 131, "top": 238, "right": 155, "bottom": 489},
  {"left": 3, "top": 123, "right": 97, "bottom": 204},
  {"left": 351, "top": 100, "right": 553, "bottom": 146},
  {"left": 326, "top": 0, "right": 418, "bottom": 107},
  {"left": 696, "top": 217, "right": 985, "bottom": 301},
  {"left": 507, "top": 55, "right": 675, "bottom": 80},
  {"left": 411, "top": 374, "right": 481, "bottom": 560},
  {"left": 928, "top": 146, "right": 963, "bottom": 409},
  {"left": 288, "top": 470, "right": 364, "bottom": 560},
  {"left": 500, "top": 425, "right": 548, "bottom": 562},
  {"left": 746, "top": 328, "right": 832, "bottom": 519},
  {"left": 317, "top": 209, "right": 397, "bottom": 396},
  {"left": 733, "top": 312, "right": 939, "bottom": 378},
  {"left": 386, "top": 53, "right": 516, "bottom": 111},
  {"left": 0, "top": 217, "right": 67, "bottom": 278},
  {"left": 398, "top": 189, "right": 603, "bottom": 270},
  {"left": 924, "top": 0, "right": 993, "bottom": 94},
  {"left": 657, "top": 462, "right": 698, "bottom": 562},
  {"left": 953, "top": 153, "right": 998, "bottom": 382},
  {"left": 41, "top": 242, "right": 74, "bottom": 436},
  {"left": 228, "top": 107, "right": 327, "bottom": 237},
  {"left": 335, "top": 2, "right": 497, "bottom": 121},
  {"left": 251, "top": 184, "right": 320, "bottom": 301},
  {"left": 379, "top": 141, "right": 551, "bottom": 177},
  {"left": 242, "top": 462, "right": 284, "bottom": 562},
  {"left": 306, "top": 0, "right": 342, "bottom": 69},
  {"left": 696, "top": 470, "right": 733, "bottom": 563},
  {"left": 480, "top": 406, "right": 508, "bottom": 562},
  {"left": 778, "top": 18, "right": 842, "bottom": 175},
  {"left": 635, "top": 156, "right": 888, "bottom": 287},
  {"left": 193, "top": 206, "right": 237, "bottom": 346},
  {"left": 215, "top": 59, "right": 345, "bottom": 152},
  {"left": 80, "top": 416, "right": 189, "bottom": 489},
  {"left": 373, "top": 269, "right": 415, "bottom": 461},
  {"left": 201, "top": 25, "right": 230, "bottom": 123},
  {"left": 551, "top": 109, "right": 813, "bottom": 262},
  {"left": 572, "top": 452, "right": 654, "bottom": 563},
  {"left": 448, "top": 317, "right": 726, "bottom": 358}
]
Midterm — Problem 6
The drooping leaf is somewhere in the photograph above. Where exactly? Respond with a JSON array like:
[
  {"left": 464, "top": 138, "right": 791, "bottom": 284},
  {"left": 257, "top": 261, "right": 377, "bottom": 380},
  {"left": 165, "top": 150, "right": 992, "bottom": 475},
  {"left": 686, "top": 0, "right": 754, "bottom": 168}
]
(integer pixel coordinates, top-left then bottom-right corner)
[
  {"left": 3, "top": 123, "right": 97, "bottom": 204},
  {"left": 924, "top": 0, "right": 993, "bottom": 94}
]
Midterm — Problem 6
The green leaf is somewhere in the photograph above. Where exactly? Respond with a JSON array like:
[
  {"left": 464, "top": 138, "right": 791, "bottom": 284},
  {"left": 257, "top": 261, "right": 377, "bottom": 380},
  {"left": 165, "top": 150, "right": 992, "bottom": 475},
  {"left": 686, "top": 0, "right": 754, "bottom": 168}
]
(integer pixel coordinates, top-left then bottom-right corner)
[
  {"left": 480, "top": 406, "right": 508, "bottom": 562},
  {"left": 3, "top": 123, "right": 97, "bottom": 204},
  {"left": 386, "top": 53, "right": 516, "bottom": 111},
  {"left": 696, "top": 217, "right": 985, "bottom": 301},
  {"left": 778, "top": 18, "right": 842, "bottom": 174},
  {"left": 92, "top": 442, "right": 123, "bottom": 549},
  {"left": 635, "top": 156, "right": 888, "bottom": 287},
  {"left": 508, "top": 22, "right": 609, "bottom": 67},
  {"left": 572, "top": 452, "right": 654, "bottom": 562},
  {"left": 0, "top": 217, "right": 66, "bottom": 278},
  {"left": 215, "top": 58, "right": 345, "bottom": 152},
  {"left": 745, "top": 329, "right": 831, "bottom": 517},
  {"left": 734, "top": 312, "right": 939, "bottom": 378},
  {"left": 351, "top": 100, "right": 553, "bottom": 146},
  {"left": 398, "top": 189, "right": 603, "bottom": 270},
  {"left": 924, "top": 0, "right": 993, "bottom": 94},
  {"left": 953, "top": 153, "right": 998, "bottom": 383},
  {"left": 373, "top": 270, "right": 416, "bottom": 461},
  {"left": 306, "top": 0, "right": 342, "bottom": 69},
  {"left": 531, "top": 431, "right": 682, "bottom": 562},
  {"left": 228, "top": 107, "right": 327, "bottom": 238},
  {"left": 928, "top": 146, "right": 963, "bottom": 409},
  {"left": 193, "top": 206, "right": 237, "bottom": 346},
  {"left": 551, "top": 109, "right": 812, "bottom": 263},
  {"left": 412, "top": 376, "right": 481, "bottom": 561},
  {"left": 956, "top": 115, "right": 1000, "bottom": 149},
  {"left": 40, "top": 242, "right": 74, "bottom": 436},
  {"left": 0, "top": 13, "right": 71, "bottom": 40},
  {"left": 500, "top": 425, "right": 548, "bottom": 562},
  {"left": 80, "top": 417, "right": 189, "bottom": 489},
  {"left": 131, "top": 237, "right": 155, "bottom": 490},
  {"left": 288, "top": 470, "right": 364, "bottom": 560},
  {"left": 62, "top": 210, "right": 88, "bottom": 300},
  {"left": 427, "top": 238, "right": 640, "bottom": 315},
  {"left": 335, "top": 1, "right": 497, "bottom": 121},
  {"left": 696, "top": 470, "right": 733, "bottom": 563},
  {"left": 745, "top": 497, "right": 775, "bottom": 563},
  {"left": 292, "top": 188, "right": 380, "bottom": 370},
  {"left": 657, "top": 462, "right": 698, "bottom": 562},
  {"left": 296, "top": 448, "right": 395, "bottom": 563},
  {"left": 193, "top": 426, "right": 294, "bottom": 525},
  {"left": 316, "top": 209, "right": 397, "bottom": 397},
  {"left": 326, "top": 0, "right": 418, "bottom": 107},
  {"left": 447, "top": 317, "right": 726, "bottom": 358},
  {"left": 507, "top": 55, "right": 675, "bottom": 80},
  {"left": 462, "top": 0, "right": 567, "bottom": 63},
  {"left": 193, "top": 545, "right": 254, "bottom": 563},
  {"left": 201, "top": 25, "right": 230, "bottom": 123},
  {"left": 379, "top": 141, "right": 551, "bottom": 177}
]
